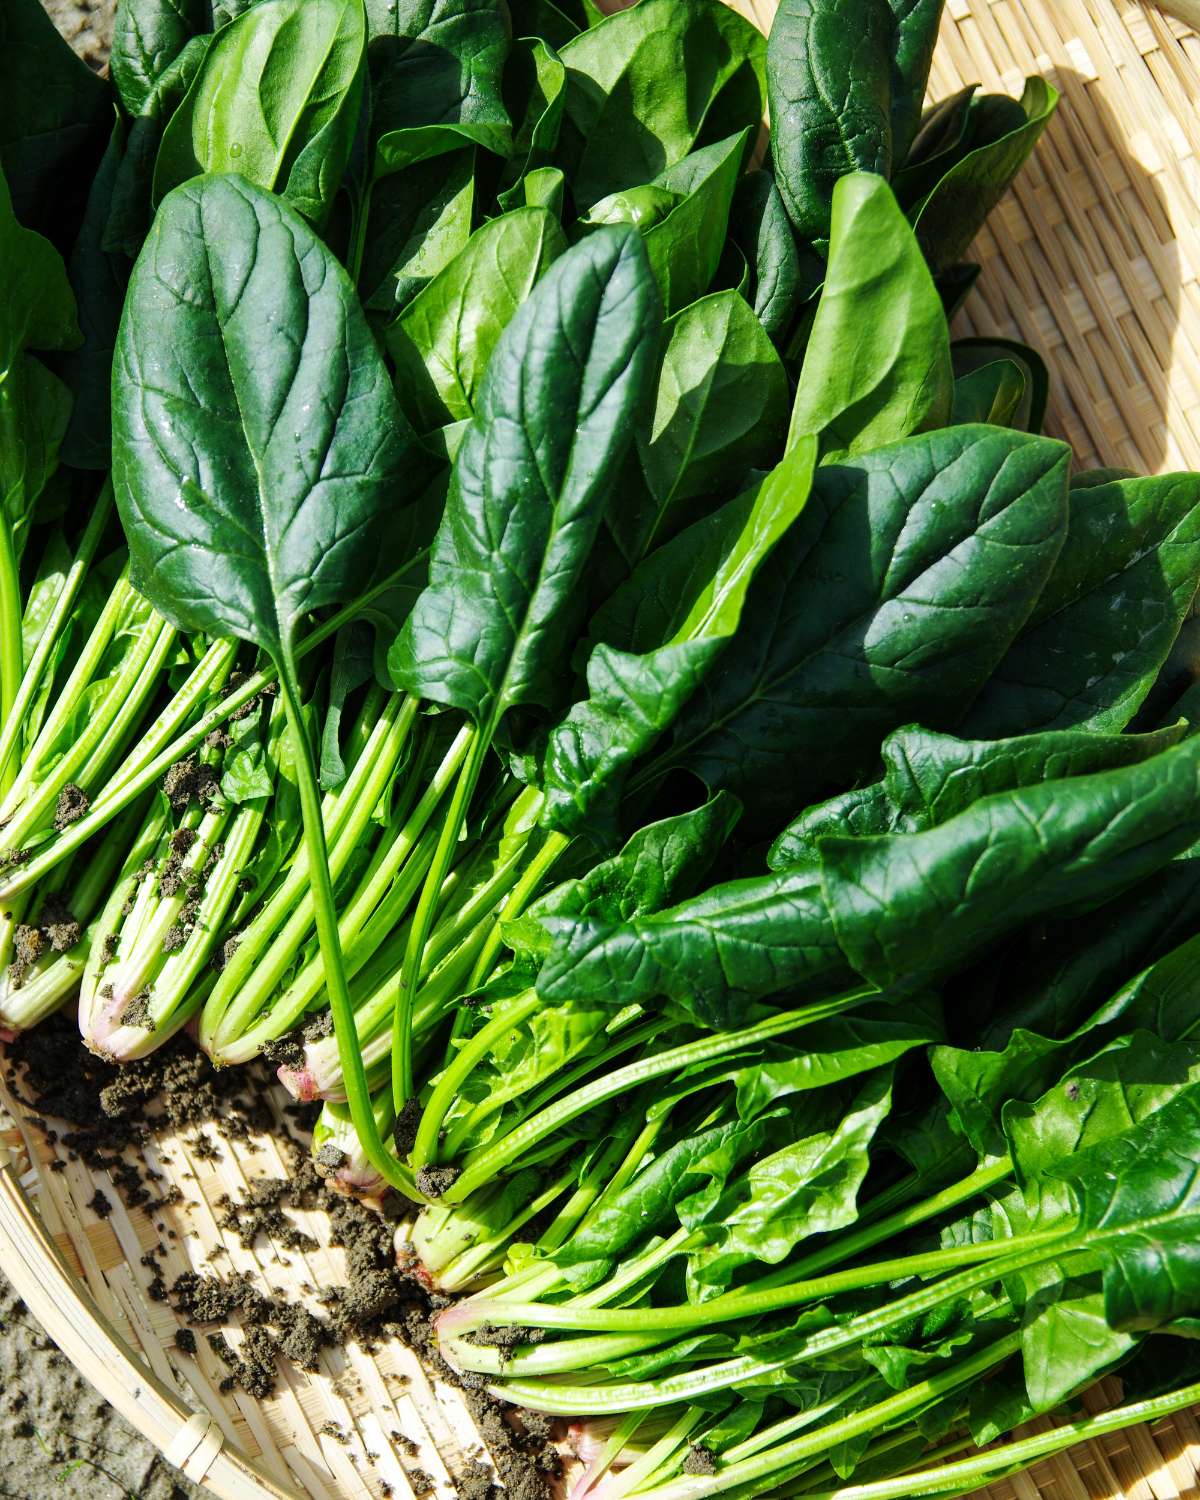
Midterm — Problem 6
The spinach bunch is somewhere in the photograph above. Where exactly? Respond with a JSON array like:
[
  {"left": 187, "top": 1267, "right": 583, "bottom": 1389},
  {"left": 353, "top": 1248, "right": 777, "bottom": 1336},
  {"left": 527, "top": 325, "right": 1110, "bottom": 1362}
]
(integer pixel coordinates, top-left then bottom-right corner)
[{"left": 6, "top": 3, "right": 1200, "bottom": 1494}]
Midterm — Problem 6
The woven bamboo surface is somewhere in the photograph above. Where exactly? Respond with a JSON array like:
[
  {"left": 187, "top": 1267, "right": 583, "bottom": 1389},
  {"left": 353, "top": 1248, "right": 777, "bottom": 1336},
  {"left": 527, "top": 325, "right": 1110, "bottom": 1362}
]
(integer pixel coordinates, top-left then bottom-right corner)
[{"left": 2, "top": 2, "right": 1200, "bottom": 1498}]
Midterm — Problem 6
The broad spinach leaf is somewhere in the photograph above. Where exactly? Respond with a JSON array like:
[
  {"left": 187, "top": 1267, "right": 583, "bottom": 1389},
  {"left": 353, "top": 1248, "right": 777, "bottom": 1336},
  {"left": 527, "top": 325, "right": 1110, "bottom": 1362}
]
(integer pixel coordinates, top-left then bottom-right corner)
[
  {"left": 824, "top": 733, "right": 1200, "bottom": 994},
  {"left": 384, "top": 206, "right": 567, "bottom": 431},
  {"left": 358, "top": 149, "right": 476, "bottom": 316},
  {"left": 656, "top": 425, "right": 1069, "bottom": 828},
  {"left": 788, "top": 173, "right": 952, "bottom": 460},
  {"left": 767, "top": 0, "right": 893, "bottom": 242},
  {"left": 389, "top": 227, "right": 661, "bottom": 726},
  {"left": 154, "top": 0, "right": 367, "bottom": 225},
  {"left": 112, "top": 172, "right": 418, "bottom": 661},
  {"left": 497, "top": 36, "right": 567, "bottom": 211},
  {"left": 964, "top": 470, "right": 1200, "bottom": 737},
  {"left": 555, "top": 0, "right": 766, "bottom": 210}
]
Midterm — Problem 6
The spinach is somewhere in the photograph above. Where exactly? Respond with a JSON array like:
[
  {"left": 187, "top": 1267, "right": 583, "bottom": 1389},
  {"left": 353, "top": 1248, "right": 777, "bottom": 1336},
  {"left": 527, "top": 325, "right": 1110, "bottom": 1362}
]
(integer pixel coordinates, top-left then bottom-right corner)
[
  {"left": 554, "top": 0, "right": 766, "bottom": 209},
  {"left": 964, "top": 470, "right": 1200, "bottom": 737},
  {"left": 153, "top": 0, "right": 367, "bottom": 224},
  {"left": 787, "top": 173, "right": 952, "bottom": 460},
  {"left": 112, "top": 172, "right": 419, "bottom": 1192},
  {"left": 384, "top": 205, "right": 567, "bottom": 431}
]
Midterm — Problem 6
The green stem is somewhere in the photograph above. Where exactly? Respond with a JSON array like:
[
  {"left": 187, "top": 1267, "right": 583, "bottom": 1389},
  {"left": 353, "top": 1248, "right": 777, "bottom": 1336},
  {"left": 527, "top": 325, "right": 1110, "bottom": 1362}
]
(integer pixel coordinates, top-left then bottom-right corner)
[
  {"left": 275, "top": 652, "right": 419, "bottom": 1202},
  {"left": 475, "top": 1237, "right": 1073, "bottom": 1413},
  {"left": 626, "top": 1334, "right": 1022, "bottom": 1500},
  {"left": 769, "top": 1376, "right": 1200, "bottom": 1500},
  {"left": 0, "top": 513, "right": 23, "bottom": 743},
  {"left": 0, "top": 562, "right": 427, "bottom": 902},
  {"left": 445, "top": 991, "right": 875, "bottom": 1202},
  {"left": 411, "top": 989, "right": 542, "bottom": 1168},
  {"left": 0, "top": 481, "right": 114, "bottom": 791},
  {"left": 393, "top": 719, "right": 493, "bottom": 1109},
  {"left": 443, "top": 1229, "right": 1068, "bottom": 1349}
]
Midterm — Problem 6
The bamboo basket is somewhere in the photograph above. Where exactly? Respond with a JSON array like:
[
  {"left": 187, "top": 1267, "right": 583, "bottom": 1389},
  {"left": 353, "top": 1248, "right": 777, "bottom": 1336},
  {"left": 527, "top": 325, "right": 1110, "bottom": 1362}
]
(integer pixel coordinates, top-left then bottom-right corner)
[{"left": 4, "top": 0, "right": 1200, "bottom": 1496}]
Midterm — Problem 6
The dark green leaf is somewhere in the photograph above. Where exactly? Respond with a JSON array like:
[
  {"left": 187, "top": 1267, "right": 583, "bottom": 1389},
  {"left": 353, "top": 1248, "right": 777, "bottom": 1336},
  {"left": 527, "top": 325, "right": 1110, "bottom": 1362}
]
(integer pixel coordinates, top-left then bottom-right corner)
[
  {"left": 542, "top": 438, "right": 817, "bottom": 839},
  {"left": 824, "top": 733, "right": 1200, "bottom": 994},
  {"left": 359, "top": 150, "right": 475, "bottom": 316},
  {"left": 964, "top": 470, "right": 1200, "bottom": 737},
  {"left": 1, "top": 167, "right": 81, "bottom": 544},
  {"left": 497, "top": 36, "right": 567, "bottom": 210},
  {"left": 369, "top": 0, "right": 512, "bottom": 172},
  {"left": 508, "top": 793, "right": 741, "bottom": 959},
  {"left": 613, "top": 288, "right": 789, "bottom": 565},
  {"left": 913, "top": 79, "right": 1058, "bottom": 273},
  {"left": 952, "top": 336, "right": 1048, "bottom": 432},
  {"left": 729, "top": 169, "right": 805, "bottom": 345},
  {"left": 0, "top": 0, "right": 111, "bottom": 244},
  {"left": 555, "top": 0, "right": 766, "bottom": 210},
  {"left": 769, "top": 721, "right": 1186, "bottom": 871},
  {"left": 657, "top": 425, "right": 1069, "bottom": 828},
  {"left": 767, "top": 0, "right": 893, "bottom": 241},
  {"left": 112, "top": 173, "right": 418, "bottom": 659},
  {"left": 110, "top": 0, "right": 208, "bottom": 117},
  {"left": 389, "top": 227, "right": 661, "bottom": 725},
  {"left": 537, "top": 862, "right": 856, "bottom": 1027}
]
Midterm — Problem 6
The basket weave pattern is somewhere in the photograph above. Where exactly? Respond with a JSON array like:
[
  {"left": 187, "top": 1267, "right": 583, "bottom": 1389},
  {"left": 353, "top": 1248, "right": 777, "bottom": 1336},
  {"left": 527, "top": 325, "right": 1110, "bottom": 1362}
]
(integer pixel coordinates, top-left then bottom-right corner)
[{"left": 4, "top": 3, "right": 1200, "bottom": 1498}]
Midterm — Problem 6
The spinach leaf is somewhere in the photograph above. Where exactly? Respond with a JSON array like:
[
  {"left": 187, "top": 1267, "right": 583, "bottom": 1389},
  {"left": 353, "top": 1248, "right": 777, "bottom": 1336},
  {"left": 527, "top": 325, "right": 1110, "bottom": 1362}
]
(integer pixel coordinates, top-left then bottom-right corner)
[
  {"left": 507, "top": 0, "right": 581, "bottom": 50},
  {"left": 555, "top": 0, "right": 766, "bottom": 210},
  {"left": 0, "top": 0, "right": 112, "bottom": 243},
  {"left": 914, "top": 79, "right": 1058, "bottom": 274},
  {"left": 729, "top": 169, "right": 806, "bottom": 345},
  {"left": 55, "top": 127, "right": 131, "bottom": 470},
  {"left": 686, "top": 1069, "right": 895, "bottom": 1294},
  {"left": 358, "top": 150, "right": 475, "bottom": 316},
  {"left": 951, "top": 360, "right": 1026, "bottom": 426},
  {"left": 887, "top": 0, "right": 944, "bottom": 161},
  {"left": 112, "top": 172, "right": 416, "bottom": 661},
  {"left": 154, "top": 0, "right": 367, "bottom": 225},
  {"left": 657, "top": 425, "right": 1069, "bottom": 828},
  {"left": 824, "top": 734, "right": 1200, "bottom": 994},
  {"left": 788, "top": 173, "right": 952, "bottom": 460},
  {"left": 536, "top": 863, "right": 857, "bottom": 1027},
  {"left": 542, "top": 437, "right": 817, "bottom": 839},
  {"left": 613, "top": 288, "right": 789, "bottom": 566},
  {"left": 767, "top": 0, "right": 893, "bottom": 242},
  {"left": 952, "top": 336, "right": 1048, "bottom": 432},
  {"left": 384, "top": 206, "right": 567, "bottom": 431},
  {"left": 508, "top": 793, "right": 741, "bottom": 960},
  {"left": 497, "top": 36, "right": 567, "bottom": 211},
  {"left": 639, "top": 131, "right": 749, "bottom": 317},
  {"left": 769, "top": 722, "right": 1186, "bottom": 870},
  {"left": 964, "top": 471, "right": 1200, "bottom": 737},
  {"left": 389, "top": 226, "right": 661, "bottom": 726},
  {"left": 110, "top": 0, "right": 208, "bottom": 117},
  {"left": 105, "top": 34, "right": 212, "bottom": 259},
  {"left": 369, "top": 0, "right": 512, "bottom": 172},
  {"left": 554, "top": 1114, "right": 773, "bottom": 1282}
]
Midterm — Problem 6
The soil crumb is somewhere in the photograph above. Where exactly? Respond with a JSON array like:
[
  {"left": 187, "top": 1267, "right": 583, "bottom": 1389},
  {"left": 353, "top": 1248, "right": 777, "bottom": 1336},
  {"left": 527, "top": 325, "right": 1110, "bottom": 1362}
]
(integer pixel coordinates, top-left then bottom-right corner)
[
  {"left": 162, "top": 755, "right": 219, "bottom": 812},
  {"left": 53, "top": 782, "right": 89, "bottom": 830},
  {"left": 683, "top": 1444, "right": 718, "bottom": 1476}
]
